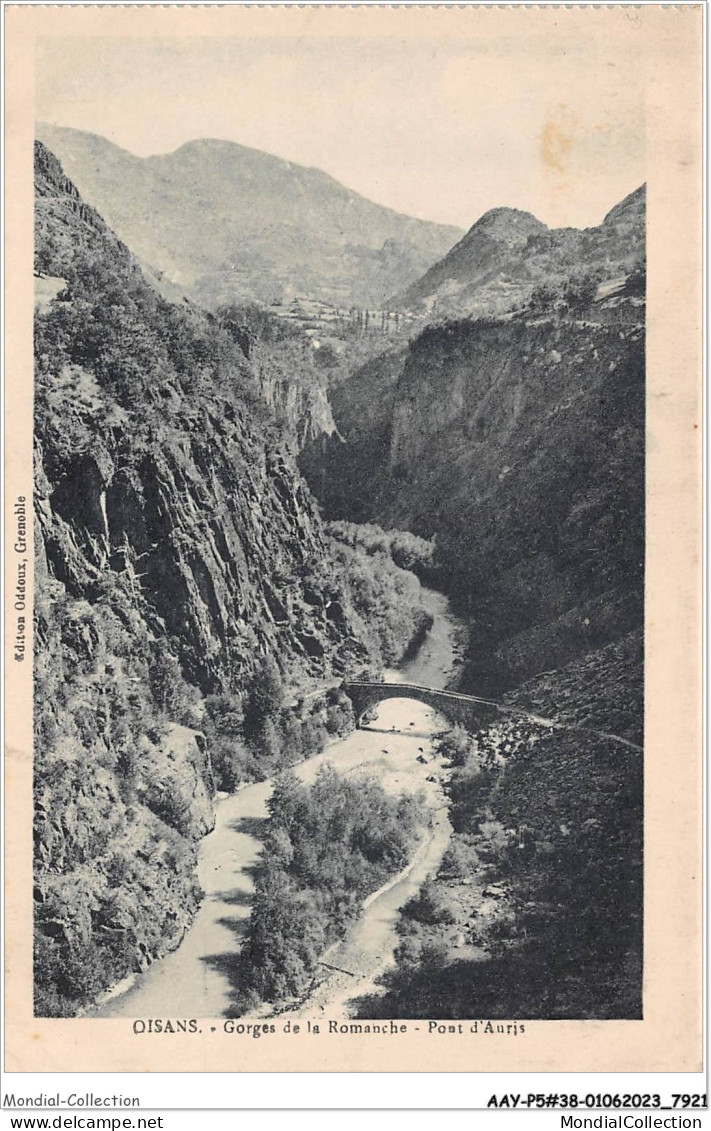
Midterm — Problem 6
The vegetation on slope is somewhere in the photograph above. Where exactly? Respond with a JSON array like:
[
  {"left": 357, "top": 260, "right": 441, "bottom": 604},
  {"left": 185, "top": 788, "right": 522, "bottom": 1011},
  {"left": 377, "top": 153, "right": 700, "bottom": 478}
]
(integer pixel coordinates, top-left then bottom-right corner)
[
  {"left": 33, "top": 576, "right": 211, "bottom": 1018},
  {"left": 354, "top": 646, "right": 643, "bottom": 1020},
  {"left": 326, "top": 521, "right": 435, "bottom": 580}
]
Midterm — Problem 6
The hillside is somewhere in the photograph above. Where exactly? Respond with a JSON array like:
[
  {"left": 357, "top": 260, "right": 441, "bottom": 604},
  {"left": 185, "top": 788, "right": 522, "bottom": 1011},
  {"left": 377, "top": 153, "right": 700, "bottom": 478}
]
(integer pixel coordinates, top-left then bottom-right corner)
[
  {"left": 390, "top": 185, "right": 645, "bottom": 319},
  {"left": 36, "top": 124, "right": 461, "bottom": 310},
  {"left": 32, "top": 142, "right": 432, "bottom": 1015},
  {"left": 355, "top": 657, "right": 643, "bottom": 1020}
]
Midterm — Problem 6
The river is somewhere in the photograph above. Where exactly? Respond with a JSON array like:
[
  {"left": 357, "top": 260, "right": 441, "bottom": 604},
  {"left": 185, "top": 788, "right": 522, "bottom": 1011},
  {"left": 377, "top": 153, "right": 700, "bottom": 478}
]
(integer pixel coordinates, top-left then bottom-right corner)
[{"left": 95, "top": 585, "right": 463, "bottom": 1020}]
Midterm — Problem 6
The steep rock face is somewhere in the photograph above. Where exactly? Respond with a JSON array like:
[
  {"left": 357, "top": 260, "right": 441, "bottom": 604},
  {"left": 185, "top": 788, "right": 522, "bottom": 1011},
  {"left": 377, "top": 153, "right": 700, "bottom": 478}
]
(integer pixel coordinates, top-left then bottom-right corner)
[
  {"left": 305, "top": 299, "right": 644, "bottom": 692},
  {"left": 391, "top": 186, "right": 645, "bottom": 318},
  {"left": 299, "top": 346, "right": 406, "bottom": 521},
  {"left": 37, "top": 417, "right": 368, "bottom": 692},
  {"left": 33, "top": 535, "right": 215, "bottom": 1015},
  {"left": 257, "top": 367, "right": 336, "bottom": 451},
  {"left": 34, "top": 142, "right": 373, "bottom": 695},
  {"left": 36, "top": 124, "right": 461, "bottom": 309},
  {"left": 215, "top": 304, "right": 338, "bottom": 454}
]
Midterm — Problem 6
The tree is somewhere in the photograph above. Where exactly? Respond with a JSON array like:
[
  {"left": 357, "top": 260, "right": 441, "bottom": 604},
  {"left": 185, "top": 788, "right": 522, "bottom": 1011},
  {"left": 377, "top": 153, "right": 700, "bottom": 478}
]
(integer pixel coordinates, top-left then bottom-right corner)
[
  {"left": 253, "top": 716, "right": 282, "bottom": 762},
  {"left": 243, "top": 658, "right": 283, "bottom": 738},
  {"left": 149, "top": 641, "right": 185, "bottom": 716},
  {"left": 267, "top": 769, "right": 304, "bottom": 835}
]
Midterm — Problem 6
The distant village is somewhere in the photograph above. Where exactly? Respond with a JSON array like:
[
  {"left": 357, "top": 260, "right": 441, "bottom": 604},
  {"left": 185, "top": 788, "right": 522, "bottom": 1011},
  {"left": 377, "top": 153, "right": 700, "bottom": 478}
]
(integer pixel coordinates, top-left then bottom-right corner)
[{"left": 265, "top": 294, "right": 425, "bottom": 350}]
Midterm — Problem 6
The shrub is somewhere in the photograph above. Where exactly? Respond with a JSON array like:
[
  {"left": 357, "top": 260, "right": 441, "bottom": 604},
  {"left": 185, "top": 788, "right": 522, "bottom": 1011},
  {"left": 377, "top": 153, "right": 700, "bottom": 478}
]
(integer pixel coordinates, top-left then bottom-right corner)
[
  {"left": 147, "top": 781, "right": 188, "bottom": 834},
  {"left": 211, "top": 736, "right": 260, "bottom": 791},
  {"left": 401, "top": 881, "right": 456, "bottom": 926},
  {"left": 436, "top": 725, "right": 475, "bottom": 767},
  {"left": 34, "top": 930, "right": 134, "bottom": 1018},
  {"left": 325, "top": 701, "right": 353, "bottom": 736},
  {"left": 440, "top": 837, "right": 480, "bottom": 880}
]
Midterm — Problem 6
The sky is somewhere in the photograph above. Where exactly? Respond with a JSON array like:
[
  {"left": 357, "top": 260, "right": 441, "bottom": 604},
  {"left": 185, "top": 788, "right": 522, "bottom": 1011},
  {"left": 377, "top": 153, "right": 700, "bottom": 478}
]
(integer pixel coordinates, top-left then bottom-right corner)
[{"left": 36, "top": 30, "right": 646, "bottom": 231}]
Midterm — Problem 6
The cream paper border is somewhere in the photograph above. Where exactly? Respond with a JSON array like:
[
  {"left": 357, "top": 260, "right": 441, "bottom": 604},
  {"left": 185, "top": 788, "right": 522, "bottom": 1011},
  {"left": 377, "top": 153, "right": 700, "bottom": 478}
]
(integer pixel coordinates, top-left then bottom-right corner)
[{"left": 3, "top": 2, "right": 703, "bottom": 1074}]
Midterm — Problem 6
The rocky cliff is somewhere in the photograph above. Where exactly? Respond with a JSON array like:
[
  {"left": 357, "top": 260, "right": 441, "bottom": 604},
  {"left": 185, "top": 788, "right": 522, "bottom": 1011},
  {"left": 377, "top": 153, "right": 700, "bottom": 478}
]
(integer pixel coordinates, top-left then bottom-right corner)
[
  {"left": 214, "top": 303, "right": 339, "bottom": 454},
  {"left": 33, "top": 142, "right": 427, "bottom": 1015},
  {"left": 305, "top": 283, "right": 644, "bottom": 692},
  {"left": 36, "top": 124, "right": 461, "bottom": 309}
]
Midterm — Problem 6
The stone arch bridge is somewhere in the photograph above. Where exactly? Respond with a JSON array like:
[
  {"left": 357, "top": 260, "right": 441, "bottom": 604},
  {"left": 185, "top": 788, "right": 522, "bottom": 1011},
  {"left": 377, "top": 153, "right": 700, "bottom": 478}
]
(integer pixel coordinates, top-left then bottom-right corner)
[{"left": 342, "top": 680, "right": 509, "bottom": 731}]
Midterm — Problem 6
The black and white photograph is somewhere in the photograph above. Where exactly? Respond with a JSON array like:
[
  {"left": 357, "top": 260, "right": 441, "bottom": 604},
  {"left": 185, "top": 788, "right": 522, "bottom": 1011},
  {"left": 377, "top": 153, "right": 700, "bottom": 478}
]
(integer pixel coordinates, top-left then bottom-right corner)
[{"left": 4, "top": 2, "right": 702, "bottom": 1077}]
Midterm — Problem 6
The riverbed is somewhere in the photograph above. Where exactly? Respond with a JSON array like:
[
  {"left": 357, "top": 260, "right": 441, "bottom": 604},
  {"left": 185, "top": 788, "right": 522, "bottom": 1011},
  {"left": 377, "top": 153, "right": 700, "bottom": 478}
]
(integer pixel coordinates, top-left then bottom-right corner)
[{"left": 96, "top": 585, "right": 462, "bottom": 1020}]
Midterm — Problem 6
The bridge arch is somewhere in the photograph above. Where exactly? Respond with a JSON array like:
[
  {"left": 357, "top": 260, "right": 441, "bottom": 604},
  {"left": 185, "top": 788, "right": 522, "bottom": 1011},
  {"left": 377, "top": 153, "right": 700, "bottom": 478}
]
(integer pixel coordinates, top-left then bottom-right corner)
[{"left": 342, "top": 680, "right": 502, "bottom": 732}]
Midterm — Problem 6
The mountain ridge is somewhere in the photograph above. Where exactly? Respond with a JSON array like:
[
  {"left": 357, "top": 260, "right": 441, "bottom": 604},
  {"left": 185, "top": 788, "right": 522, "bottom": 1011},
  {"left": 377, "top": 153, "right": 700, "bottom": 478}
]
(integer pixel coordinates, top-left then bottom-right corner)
[
  {"left": 36, "top": 123, "right": 462, "bottom": 309},
  {"left": 390, "top": 184, "right": 645, "bottom": 318}
]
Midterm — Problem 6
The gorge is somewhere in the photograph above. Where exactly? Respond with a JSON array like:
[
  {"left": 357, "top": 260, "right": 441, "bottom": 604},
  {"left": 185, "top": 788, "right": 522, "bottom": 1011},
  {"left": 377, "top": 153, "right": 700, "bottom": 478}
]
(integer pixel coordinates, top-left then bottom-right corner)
[{"left": 33, "top": 135, "right": 644, "bottom": 1021}]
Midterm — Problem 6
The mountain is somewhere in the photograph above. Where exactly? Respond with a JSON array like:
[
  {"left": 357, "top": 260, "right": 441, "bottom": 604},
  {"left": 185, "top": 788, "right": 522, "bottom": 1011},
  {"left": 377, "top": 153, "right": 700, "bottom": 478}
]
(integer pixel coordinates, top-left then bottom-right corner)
[
  {"left": 35, "top": 124, "right": 462, "bottom": 310},
  {"left": 32, "top": 141, "right": 432, "bottom": 1016},
  {"left": 390, "top": 185, "right": 645, "bottom": 318},
  {"left": 301, "top": 191, "right": 645, "bottom": 692}
]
